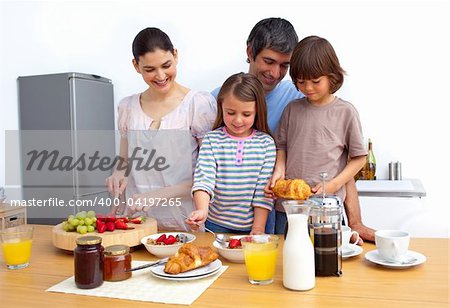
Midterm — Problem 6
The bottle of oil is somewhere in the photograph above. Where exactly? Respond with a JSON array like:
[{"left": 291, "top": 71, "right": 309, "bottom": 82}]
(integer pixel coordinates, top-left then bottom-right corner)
[
  {"left": 354, "top": 167, "right": 363, "bottom": 181},
  {"left": 362, "top": 138, "right": 376, "bottom": 180}
]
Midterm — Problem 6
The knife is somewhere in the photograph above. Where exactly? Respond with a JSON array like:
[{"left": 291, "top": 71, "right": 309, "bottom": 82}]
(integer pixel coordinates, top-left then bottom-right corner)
[{"left": 125, "top": 257, "right": 169, "bottom": 272}]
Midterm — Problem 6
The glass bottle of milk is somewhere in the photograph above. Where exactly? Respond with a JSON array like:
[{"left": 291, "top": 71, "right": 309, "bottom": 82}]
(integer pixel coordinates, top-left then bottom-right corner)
[{"left": 282, "top": 200, "right": 315, "bottom": 291}]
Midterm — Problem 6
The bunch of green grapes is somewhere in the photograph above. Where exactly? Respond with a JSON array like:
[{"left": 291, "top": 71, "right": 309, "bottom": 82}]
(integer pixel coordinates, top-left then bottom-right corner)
[{"left": 61, "top": 210, "right": 97, "bottom": 234}]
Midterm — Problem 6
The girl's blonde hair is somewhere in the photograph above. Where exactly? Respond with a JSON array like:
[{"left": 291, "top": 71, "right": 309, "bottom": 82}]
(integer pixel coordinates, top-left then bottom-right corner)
[{"left": 213, "top": 73, "right": 271, "bottom": 135}]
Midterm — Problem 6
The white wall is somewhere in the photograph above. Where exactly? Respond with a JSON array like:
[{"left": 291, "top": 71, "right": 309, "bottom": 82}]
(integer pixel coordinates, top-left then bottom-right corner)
[{"left": 1, "top": 0, "right": 448, "bottom": 236}]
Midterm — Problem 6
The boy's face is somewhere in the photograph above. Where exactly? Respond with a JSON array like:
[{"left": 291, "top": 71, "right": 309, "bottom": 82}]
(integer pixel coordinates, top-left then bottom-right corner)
[
  {"left": 247, "top": 47, "right": 291, "bottom": 94},
  {"left": 295, "top": 76, "right": 333, "bottom": 105}
]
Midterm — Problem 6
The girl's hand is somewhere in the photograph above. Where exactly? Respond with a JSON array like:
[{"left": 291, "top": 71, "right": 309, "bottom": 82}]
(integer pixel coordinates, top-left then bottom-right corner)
[
  {"left": 264, "top": 169, "right": 285, "bottom": 198},
  {"left": 106, "top": 172, "right": 128, "bottom": 198},
  {"left": 185, "top": 209, "right": 208, "bottom": 231},
  {"left": 311, "top": 180, "right": 339, "bottom": 196},
  {"left": 250, "top": 227, "right": 265, "bottom": 235}
]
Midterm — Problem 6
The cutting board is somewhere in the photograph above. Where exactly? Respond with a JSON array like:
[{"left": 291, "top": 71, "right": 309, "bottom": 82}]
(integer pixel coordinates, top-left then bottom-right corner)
[{"left": 52, "top": 217, "right": 158, "bottom": 251}]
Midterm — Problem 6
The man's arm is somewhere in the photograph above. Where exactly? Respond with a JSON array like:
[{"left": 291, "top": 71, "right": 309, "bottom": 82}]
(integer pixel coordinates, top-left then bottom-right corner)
[{"left": 344, "top": 178, "right": 376, "bottom": 244}]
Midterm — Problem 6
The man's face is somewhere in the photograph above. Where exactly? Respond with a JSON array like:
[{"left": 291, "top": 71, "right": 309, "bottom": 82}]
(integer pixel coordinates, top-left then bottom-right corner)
[{"left": 247, "top": 48, "right": 291, "bottom": 93}]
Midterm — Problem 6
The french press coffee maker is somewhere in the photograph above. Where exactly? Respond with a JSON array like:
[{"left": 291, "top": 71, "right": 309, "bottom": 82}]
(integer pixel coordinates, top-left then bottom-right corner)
[{"left": 308, "top": 173, "right": 343, "bottom": 277}]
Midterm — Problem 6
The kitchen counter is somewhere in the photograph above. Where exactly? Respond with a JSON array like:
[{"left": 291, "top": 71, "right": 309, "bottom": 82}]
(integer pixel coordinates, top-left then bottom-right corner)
[
  {"left": 356, "top": 178, "right": 426, "bottom": 197},
  {"left": 0, "top": 225, "right": 448, "bottom": 307}
]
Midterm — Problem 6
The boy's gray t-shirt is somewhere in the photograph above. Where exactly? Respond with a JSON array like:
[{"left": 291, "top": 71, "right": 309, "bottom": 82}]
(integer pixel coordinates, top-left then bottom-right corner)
[{"left": 275, "top": 96, "right": 367, "bottom": 208}]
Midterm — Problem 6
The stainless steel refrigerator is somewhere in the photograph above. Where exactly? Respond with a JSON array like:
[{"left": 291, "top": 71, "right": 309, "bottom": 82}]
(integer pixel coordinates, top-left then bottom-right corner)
[{"left": 18, "top": 73, "right": 116, "bottom": 224}]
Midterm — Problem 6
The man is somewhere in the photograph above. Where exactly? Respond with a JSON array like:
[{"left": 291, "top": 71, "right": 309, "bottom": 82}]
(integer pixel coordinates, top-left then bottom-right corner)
[{"left": 213, "top": 18, "right": 375, "bottom": 243}]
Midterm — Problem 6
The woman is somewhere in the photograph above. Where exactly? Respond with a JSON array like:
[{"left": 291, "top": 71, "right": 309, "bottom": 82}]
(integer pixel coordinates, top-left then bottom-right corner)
[{"left": 106, "top": 27, "right": 216, "bottom": 231}]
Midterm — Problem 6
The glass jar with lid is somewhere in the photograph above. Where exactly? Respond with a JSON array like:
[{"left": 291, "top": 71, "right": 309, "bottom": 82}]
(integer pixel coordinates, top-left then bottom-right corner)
[
  {"left": 103, "top": 244, "right": 132, "bottom": 281},
  {"left": 74, "top": 235, "right": 104, "bottom": 289}
]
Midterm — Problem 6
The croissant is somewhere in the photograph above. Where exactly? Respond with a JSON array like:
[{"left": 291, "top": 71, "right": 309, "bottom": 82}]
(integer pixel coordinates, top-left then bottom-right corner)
[
  {"left": 273, "top": 179, "right": 312, "bottom": 200},
  {"left": 164, "top": 243, "right": 219, "bottom": 275}
]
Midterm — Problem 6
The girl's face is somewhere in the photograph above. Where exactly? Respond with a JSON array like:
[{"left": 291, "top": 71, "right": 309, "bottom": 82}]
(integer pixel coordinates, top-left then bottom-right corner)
[
  {"left": 133, "top": 48, "right": 178, "bottom": 93},
  {"left": 222, "top": 93, "right": 256, "bottom": 138},
  {"left": 295, "top": 75, "right": 333, "bottom": 105}
]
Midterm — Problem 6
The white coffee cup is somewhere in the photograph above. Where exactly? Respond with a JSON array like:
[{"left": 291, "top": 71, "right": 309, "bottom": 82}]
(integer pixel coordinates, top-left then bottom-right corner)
[
  {"left": 375, "top": 230, "right": 410, "bottom": 261},
  {"left": 341, "top": 226, "right": 359, "bottom": 248}
]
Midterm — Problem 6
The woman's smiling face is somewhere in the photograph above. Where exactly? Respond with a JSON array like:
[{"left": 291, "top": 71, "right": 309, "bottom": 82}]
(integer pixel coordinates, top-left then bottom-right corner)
[{"left": 133, "top": 48, "right": 178, "bottom": 93}]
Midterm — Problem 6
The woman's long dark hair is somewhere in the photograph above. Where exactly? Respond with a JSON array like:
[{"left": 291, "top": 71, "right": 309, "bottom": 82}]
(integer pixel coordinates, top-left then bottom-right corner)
[{"left": 132, "top": 27, "right": 174, "bottom": 63}]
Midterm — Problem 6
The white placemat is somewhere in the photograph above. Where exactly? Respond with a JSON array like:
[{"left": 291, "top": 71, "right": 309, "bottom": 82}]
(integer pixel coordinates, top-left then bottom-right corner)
[{"left": 46, "top": 261, "right": 228, "bottom": 305}]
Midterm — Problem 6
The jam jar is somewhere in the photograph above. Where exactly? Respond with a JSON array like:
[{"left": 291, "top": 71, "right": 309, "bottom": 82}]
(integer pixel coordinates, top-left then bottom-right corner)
[
  {"left": 74, "top": 236, "right": 104, "bottom": 289},
  {"left": 103, "top": 244, "right": 132, "bottom": 281}
]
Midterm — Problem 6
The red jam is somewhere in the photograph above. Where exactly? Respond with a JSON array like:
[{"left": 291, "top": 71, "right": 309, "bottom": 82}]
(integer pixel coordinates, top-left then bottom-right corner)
[
  {"left": 74, "top": 236, "right": 104, "bottom": 289},
  {"left": 103, "top": 244, "right": 132, "bottom": 282}
]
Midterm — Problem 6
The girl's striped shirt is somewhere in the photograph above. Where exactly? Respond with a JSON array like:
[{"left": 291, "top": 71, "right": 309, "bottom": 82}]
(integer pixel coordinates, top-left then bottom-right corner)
[{"left": 192, "top": 127, "right": 276, "bottom": 230}]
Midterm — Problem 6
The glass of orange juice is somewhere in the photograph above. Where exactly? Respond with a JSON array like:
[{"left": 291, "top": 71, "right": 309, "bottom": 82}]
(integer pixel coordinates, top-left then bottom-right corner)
[
  {"left": 0, "top": 225, "right": 34, "bottom": 269},
  {"left": 241, "top": 235, "right": 279, "bottom": 285}
]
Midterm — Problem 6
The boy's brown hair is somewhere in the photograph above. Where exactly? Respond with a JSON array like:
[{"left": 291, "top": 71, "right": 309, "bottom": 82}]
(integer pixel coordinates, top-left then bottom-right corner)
[{"left": 290, "top": 36, "right": 345, "bottom": 94}]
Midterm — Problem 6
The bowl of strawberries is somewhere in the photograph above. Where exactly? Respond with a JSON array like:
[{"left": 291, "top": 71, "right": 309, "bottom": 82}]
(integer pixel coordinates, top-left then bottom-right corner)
[
  {"left": 141, "top": 232, "right": 196, "bottom": 257},
  {"left": 213, "top": 235, "right": 248, "bottom": 263}
]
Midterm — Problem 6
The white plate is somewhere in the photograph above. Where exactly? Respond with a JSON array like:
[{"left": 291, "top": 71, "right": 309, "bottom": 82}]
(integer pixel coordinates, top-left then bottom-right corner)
[
  {"left": 342, "top": 244, "right": 363, "bottom": 259},
  {"left": 150, "top": 259, "right": 222, "bottom": 279},
  {"left": 151, "top": 266, "right": 222, "bottom": 281},
  {"left": 364, "top": 250, "right": 426, "bottom": 268}
]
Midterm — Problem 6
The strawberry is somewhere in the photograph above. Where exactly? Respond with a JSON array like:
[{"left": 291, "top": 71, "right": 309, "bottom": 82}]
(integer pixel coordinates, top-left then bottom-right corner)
[
  {"left": 156, "top": 234, "right": 167, "bottom": 243},
  {"left": 96, "top": 220, "right": 106, "bottom": 233},
  {"left": 163, "top": 235, "right": 177, "bottom": 245},
  {"left": 106, "top": 214, "right": 116, "bottom": 222},
  {"left": 130, "top": 216, "right": 146, "bottom": 224},
  {"left": 97, "top": 224, "right": 106, "bottom": 233},
  {"left": 115, "top": 215, "right": 129, "bottom": 223},
  {"left": 114, "top": 219, "right": 128, "bottom": 230},
  {"left": 228, "top": 239, "right": 242, "bottom": 249},
  {"left": 242, "top": 236, "right": 253, "bottom": 243},
  {"left": 105, "top": 221, "right": 115, "bottom": 232},
  {"left": 96, "top": 213, "right": 106, "bottom": 222}
]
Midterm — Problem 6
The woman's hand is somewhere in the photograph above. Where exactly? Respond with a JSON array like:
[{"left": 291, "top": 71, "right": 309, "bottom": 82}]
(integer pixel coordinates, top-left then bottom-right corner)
[
  {"left": 106, "top": 171, "right": 128, "bottom": 198},
  {"left": 127, "top": 193, "right": 150, "bottom": 216},
  {"left": 185, "top": 209, "right": 208, "bottom": 231}
]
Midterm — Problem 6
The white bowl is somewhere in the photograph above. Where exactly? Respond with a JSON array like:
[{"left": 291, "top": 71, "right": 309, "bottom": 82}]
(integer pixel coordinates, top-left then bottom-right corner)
[
  {"left": 141, "top": 232, "right": 196, "bottom": 258},
  {"left": 213, "top": 235, "right": 245, "bottom": 263}
]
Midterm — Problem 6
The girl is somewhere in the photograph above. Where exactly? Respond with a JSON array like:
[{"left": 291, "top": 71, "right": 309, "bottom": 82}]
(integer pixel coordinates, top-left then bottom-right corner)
[
  {"left": 106, "top": 27, "right": 217, "bottom": 231},
  {"left": 186, "top": 73, "right": 276, "bottom": 234},
  {"left": 265, "top": 36, "right": 367, "bottom": 232}
]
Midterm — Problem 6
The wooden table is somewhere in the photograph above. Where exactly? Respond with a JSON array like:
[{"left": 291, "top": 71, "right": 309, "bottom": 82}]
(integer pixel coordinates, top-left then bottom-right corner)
[{"left": 0, "top": 225, "right": 448, "bottom": 307}]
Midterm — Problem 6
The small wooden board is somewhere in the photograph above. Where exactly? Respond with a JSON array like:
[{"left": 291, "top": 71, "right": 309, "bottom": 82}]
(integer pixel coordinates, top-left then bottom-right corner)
[{"left": 52, "top": 218, "right": 158, "bottom": 251}]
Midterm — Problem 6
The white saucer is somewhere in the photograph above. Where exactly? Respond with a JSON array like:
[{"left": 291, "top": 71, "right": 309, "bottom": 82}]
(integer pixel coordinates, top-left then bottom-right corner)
[
  {"left": 364, "top": 250, "right": 426, "bottom": 269},
  {"left": 342, "top": 244, "right": 363, "bottom": 259},
  {"left": 150, "top": 259, "right": 222, "bottom": 280}
]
